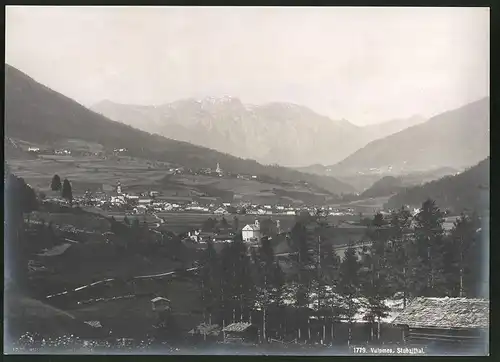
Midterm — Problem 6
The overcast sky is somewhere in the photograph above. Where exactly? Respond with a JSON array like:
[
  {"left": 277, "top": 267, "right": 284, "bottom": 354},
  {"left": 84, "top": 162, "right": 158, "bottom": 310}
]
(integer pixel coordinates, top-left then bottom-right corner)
[{"left": 6, "top": 6, "right": 489, "bottom": 125}]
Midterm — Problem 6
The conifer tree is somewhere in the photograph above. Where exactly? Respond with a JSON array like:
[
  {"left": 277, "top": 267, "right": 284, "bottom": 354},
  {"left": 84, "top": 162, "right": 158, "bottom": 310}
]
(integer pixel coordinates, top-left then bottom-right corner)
[
  {"left": 444, "top": 213, "right": 481, "bottom": 297},
  {"left": 361, "top": 212, "right": 391, "bottom": 341},
  {"left": 199, "top": 239, "right": 221, "bottom": 326},
  {"left": 386, "top": 207, "right": 413, "bottom": 307},
  {"left": 412, "top": 199, "right": 446, "bottom": 296},
  {"left": 61, "top": 178, "right": 73, "bottom": 203},
  {"left": 338, "top": 242, "right": 362, "bottom": 345},
  {"left": 51, "top": 174, "right": 62, "bottom": 191}
]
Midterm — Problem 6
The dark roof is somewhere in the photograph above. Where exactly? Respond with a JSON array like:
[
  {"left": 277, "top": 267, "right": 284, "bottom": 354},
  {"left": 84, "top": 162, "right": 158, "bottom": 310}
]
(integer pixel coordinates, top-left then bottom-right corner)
[
  {"left": 223, "top": 322, "right": 253, "bottom": 332},
  {"left": 392, "top": 297, "right": 489, "bottom": 330}
]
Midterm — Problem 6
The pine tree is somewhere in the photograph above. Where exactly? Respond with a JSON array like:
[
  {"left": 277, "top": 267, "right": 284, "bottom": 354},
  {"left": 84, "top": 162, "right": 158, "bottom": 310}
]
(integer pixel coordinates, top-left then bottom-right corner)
[
  {"left": 51, "top": 174, "right": 62, "bottom": 191},
  {"left": 220, "top": 216, "right": 229, "bottom": 229},
  {"left": 444, "top": 213, "right": 482, "bottom": 297},
  {"left": 219, "top": 234, "right": 256, "bottom": 325},
  {"left": 385, "top": 207, "right": 414, "bottom": 307},
  {"left": 361, "top": 212, "right": 392, "bottom": 341},
  {"left": 338, "top": 242, "right": 362, "bottom": 345},
  {"left": 199, "top": 239, "right": 221, "bottom": 327},
  {"left": 311, "top": 211, "right": 339, "bottom": 344},
  {"left": 202, "top": 217, "right": 217, "bottom": 232},
  {"left": 261, "top": 218, "right": 278, "bottom": 238},
  {"left": 61, "top": 178, "right": 73, "bottom": 203},
  {"left": 233, "top": 216, "right": 240, "bottom": 233},
  {"left": 412, "top": 199, "right": 446, "bottom": 296}
]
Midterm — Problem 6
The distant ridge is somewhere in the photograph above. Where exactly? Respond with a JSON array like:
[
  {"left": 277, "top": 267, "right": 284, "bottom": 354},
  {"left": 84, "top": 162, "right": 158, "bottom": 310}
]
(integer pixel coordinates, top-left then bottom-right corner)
[
  {"left": 330, "top": 97, "right": 490, "bottom": 175},
  {"left": 385, "top": 157, "right": 489, "bottom": 213}
]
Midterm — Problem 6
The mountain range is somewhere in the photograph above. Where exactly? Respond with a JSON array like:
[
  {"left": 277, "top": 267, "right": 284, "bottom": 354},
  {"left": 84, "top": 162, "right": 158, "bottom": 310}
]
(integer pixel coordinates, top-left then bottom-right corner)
[
  {"left": 4, "top": 64, "right": 354, "bottom": 196},
  {"left": 92, "top": 99, "right": 426, "bottom": 167}
]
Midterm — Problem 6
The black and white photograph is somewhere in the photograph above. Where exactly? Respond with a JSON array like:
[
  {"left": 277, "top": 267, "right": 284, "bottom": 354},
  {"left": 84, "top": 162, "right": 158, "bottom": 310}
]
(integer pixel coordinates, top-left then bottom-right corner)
[{"left": 4, "top": 6, "right": 490, "bottom": 355}]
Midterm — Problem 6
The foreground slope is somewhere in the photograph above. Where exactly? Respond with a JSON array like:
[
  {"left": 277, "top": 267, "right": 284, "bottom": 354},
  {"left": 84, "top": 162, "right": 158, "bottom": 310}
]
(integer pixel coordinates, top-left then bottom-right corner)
[
  {"left": 4, "top": 64, "right": 354, "bottom": 195},
  {"left": 331, "top": 98, "right": 490, "bottom": 175},
  {"left": 385, "top": 157, "right": 489, "bottom": 213}
]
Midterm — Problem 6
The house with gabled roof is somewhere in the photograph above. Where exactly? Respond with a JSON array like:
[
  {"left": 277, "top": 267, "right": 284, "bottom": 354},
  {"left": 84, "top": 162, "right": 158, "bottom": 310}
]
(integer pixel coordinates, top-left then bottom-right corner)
[
  {"left": 392, "top": 297, "right": 489, "bottom": 349},
  {"left": 242, "top": 220, "right": 261, "bottom": 243}
]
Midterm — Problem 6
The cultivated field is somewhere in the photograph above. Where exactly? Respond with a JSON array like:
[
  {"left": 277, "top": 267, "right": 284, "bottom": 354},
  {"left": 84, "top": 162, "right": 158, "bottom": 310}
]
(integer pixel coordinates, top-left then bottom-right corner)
[{"left": 328, "top": 196, "right": 391, "bottom": 213}]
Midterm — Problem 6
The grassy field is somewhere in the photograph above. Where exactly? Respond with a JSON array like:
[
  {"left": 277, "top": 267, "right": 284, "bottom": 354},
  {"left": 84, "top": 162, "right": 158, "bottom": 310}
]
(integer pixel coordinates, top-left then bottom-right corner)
[
  {"left": 328, "top": 196, "right": 391, "bottom": 213},
  {"left": 30, "top": 211, "right": 112, "bottom": 233},
  {"left": 7, "top": 154, "right": 172, "bottom": 195}
]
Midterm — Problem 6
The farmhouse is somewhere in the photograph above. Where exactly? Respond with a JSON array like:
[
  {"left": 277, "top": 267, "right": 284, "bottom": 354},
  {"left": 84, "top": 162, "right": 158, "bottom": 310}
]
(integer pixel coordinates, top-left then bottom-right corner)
[
  {"left": 214, "top": 207, "right": 228, "bottom": 215},
  {"left": 392, "top": 297, "right": 489, "bottom": 349},
  {"left": 242, "top": 220, "right": 261, "bottom": 243},
  {"left": 151, "top": 297, "right": 171, "bottom": 312}
]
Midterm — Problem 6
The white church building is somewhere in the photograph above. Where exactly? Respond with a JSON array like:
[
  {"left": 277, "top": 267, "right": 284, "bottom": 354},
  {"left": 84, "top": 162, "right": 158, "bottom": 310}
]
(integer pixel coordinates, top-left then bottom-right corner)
[{"left": 242, "top": 220, "right": 261, "bottom": 243}]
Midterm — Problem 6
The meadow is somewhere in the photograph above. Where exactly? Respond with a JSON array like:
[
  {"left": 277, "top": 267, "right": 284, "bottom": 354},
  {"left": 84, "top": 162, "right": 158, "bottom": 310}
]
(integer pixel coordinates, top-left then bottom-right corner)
[{"left": 7, "top": 154, "right": 172, "bottom": 195}]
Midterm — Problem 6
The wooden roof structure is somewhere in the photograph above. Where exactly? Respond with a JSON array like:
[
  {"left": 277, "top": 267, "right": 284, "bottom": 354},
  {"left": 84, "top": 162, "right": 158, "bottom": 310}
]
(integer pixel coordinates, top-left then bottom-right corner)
[
  {"left": 188, "top": 323, "right": 221, "bottom": 336},
  {"left": 393, "top": 297, "right": 489, "bottom": 330},
  {"left": 222, "top": 322, "right": 254, "bottom": 333}
]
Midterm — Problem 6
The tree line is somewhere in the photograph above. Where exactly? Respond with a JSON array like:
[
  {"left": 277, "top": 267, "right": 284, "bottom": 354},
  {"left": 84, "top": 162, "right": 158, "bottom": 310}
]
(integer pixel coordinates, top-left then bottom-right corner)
[{"left": 195, "top": 199, "right": 485, "bottom": 344}]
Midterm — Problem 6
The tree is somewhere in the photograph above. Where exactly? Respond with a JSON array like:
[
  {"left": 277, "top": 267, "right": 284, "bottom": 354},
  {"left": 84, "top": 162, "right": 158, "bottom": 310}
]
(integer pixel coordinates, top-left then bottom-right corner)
[
  {"left": 202, "top": 218, "right": 217, "bottom": 232},
  {"left": 443, "top": 213, "right": 481, "bottom": 297},
  {"left": 310, "top": 211, "right": 340, "bottom": 343},
  {"left": 220, "top": 217, "right": 230, "bottom": 230},
  {"left": 338, "top": 242, "right": 362, "bottom": 345},
  {"left": 412, "top": 199, "right": 446, "bottom": 296},
  {"left": 199, "top": 239, "right": 221, "bottom": 327},
  {"left": 255, "top": 236, "right": 281, "bottom": 342},
  {"left": 219, "top": 234, "right": 256, "bottom": 325},
  {"left": 261, "top": 218, "right": 277, "bottom": 238},
  {"left": 361, "top": 212, "right": 392, "bottom": 341},
  {"left": 233, "top": 216, "right": 240, "bottom": 233},
  {"left": 61, "top": 178, "right": 73, "bottom": 203},
  {"left": 290, "top": 220, "right": 313, "bottom": 284},
  {"left": 385, "top": 207, "right": 413, "bottom": 307},
  {"left": 5, "top": 173, "right": 39, "bottom": 292},
  {"left": 51, "top": 174, "right": 62, "bottom": 191}
]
